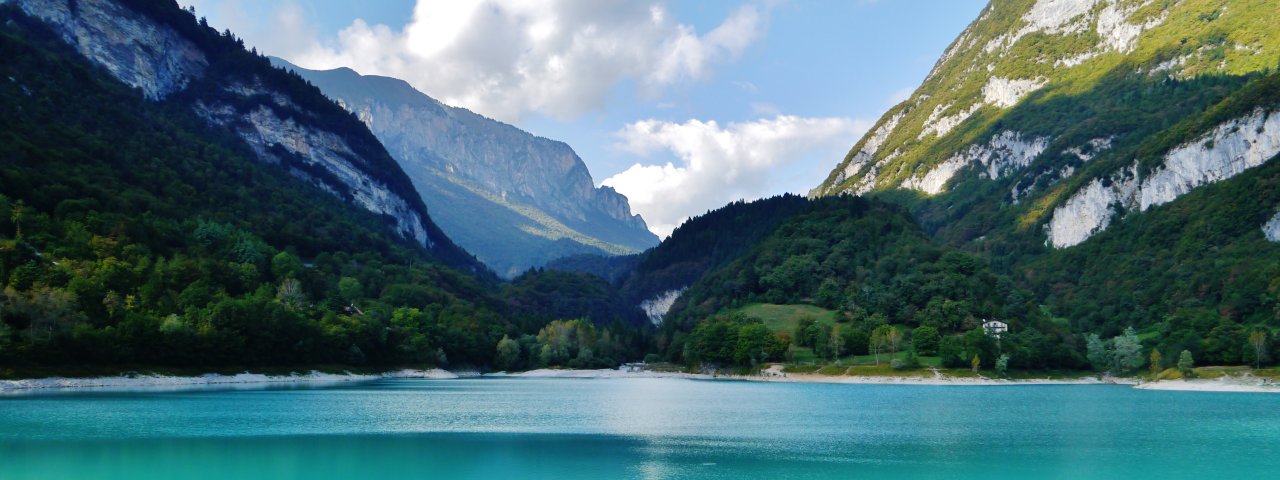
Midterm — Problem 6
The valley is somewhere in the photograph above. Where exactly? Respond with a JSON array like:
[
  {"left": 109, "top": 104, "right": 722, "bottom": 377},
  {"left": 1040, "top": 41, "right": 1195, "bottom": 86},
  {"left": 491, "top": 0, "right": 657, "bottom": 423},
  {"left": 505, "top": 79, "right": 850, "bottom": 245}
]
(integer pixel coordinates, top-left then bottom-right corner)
[{"left": 1, "top": 0, "right": 1278, "bottom": 390}]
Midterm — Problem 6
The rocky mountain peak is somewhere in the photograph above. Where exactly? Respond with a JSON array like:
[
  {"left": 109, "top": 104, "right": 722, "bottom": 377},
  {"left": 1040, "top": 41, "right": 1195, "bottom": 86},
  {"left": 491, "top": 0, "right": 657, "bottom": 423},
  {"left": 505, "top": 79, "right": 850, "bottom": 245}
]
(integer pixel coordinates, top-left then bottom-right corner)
[{"left": 273, "top": 58, "right": 657, "bottom": 277}]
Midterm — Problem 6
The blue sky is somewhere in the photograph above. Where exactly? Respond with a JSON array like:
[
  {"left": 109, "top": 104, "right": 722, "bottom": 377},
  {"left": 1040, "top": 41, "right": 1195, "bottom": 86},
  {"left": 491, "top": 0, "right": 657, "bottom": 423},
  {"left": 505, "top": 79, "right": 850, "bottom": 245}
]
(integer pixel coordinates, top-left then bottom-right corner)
[{"left": 185, "top": 0, "right": 986, "bottom": 236}]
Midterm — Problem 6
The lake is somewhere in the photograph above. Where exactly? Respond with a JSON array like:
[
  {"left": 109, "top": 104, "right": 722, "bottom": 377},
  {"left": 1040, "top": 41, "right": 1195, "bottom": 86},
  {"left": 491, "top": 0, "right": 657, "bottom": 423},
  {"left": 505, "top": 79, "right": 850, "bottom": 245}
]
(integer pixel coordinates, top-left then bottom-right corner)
[{"left": 1, "top": 377, "right": 1277, "bottom": 479}]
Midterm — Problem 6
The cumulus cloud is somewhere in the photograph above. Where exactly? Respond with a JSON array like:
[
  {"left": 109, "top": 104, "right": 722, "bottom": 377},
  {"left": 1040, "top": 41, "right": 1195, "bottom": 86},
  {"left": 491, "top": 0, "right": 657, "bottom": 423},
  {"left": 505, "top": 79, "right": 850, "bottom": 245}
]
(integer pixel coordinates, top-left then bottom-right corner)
[
  {"left": 602, "top": 115, "right": 869, "bottom": 238},
  {"left": 279, "top": 0, "right": 768, "bottom": 122}
]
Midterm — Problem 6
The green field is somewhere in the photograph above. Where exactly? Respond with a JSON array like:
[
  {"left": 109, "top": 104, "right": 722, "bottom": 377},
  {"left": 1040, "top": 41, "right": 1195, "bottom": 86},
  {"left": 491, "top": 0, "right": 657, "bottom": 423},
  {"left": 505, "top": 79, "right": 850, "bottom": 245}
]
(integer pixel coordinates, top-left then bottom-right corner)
[{"left": 732, "top": 303, "right": 839, "bottom": 335}]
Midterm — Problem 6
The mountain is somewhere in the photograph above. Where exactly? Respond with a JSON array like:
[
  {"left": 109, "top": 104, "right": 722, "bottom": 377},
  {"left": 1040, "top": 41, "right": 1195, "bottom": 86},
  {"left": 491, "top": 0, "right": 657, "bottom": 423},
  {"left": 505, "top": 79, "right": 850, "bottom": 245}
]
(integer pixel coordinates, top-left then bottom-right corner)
[
  {"left": 546, "top": 194, "right": 1084, "bottom": 369},
  {"left": 811, "top": 0, "right": 1280, "bottom": 358},
  {"left": 0, "top": 0, "right": 519, "bottom": 368},
  {"left": 0, "top": 0, "right": 485, "bottom": 274},
  {"left": 548, "top": 195, "right": 816, "bottom": 324},
  {"left": 268, "top": 59, "right": 659, "bottom": 278},
  {"left": 0, "top": 0, "right": 665, "bottom": 372}
]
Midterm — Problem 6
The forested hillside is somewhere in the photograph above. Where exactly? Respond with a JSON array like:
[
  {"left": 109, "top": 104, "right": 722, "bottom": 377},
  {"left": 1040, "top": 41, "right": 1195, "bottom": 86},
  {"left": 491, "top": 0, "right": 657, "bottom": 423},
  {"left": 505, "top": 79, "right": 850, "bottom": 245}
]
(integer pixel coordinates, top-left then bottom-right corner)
[
  {"left": 0, "top": 3, "right": 650, "bottom": 371},
  {"left": 655, "top": 196, "right": 1083, "bottom": 370}
]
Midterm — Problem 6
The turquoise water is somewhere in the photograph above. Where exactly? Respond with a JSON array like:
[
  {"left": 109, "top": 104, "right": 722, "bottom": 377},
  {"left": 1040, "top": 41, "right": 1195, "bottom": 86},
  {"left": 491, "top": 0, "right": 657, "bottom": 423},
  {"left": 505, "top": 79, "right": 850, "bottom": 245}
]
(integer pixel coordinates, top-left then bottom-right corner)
[{"left": 1, "top": 378, "right": 1278, "bottom": 479}]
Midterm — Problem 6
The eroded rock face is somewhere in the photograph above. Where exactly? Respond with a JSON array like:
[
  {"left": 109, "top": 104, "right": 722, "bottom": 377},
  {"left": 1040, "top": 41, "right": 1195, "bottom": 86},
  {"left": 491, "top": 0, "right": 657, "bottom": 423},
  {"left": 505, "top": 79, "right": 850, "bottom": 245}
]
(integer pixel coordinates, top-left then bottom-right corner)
[
  {"left": 902, "top": 130, "right": 1050, "bottom": 195},
  {"left": 1048, "top": 109, "right": 1280, "bottom": 248},
  {"left": 3, "top": 0, "right": 207, "bottom": 99},
  {"left": 1263, "top": 212, "right": 1280, "bottom": 242},
  {"left": 273, "top": 60, "right": 659, "bottom": 275},
  {"left": 639, "top": 288, "right": 685, "bottom": 326},
  {"left": 9, "top": 0, "right": 442, "bottom": 251},
  {"left": 985, "top": 0, "right": 1163, "bottom": 58},
  {"left": 815, "top": 0, "right": 1176, "bottom": 199},
  {"left": 821, "top": 111, "right": 904, "bottom": 196},
  {"left": 195, "top": 103, "right": 431, "bottom": 246},
  {"left": 350, "top": 97, "right": 647, "bottom": 231},
  {"left": 982, "top": 77, "right": 1047, "bottom": 108}
]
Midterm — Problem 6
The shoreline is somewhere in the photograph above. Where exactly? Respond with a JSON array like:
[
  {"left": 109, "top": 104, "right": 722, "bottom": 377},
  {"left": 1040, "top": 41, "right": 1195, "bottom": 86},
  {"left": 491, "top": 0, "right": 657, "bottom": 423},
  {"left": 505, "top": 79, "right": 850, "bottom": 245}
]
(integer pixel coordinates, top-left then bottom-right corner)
[
  {"left": 489, "top": 367, "right": 1129, "bottom": 387},
  {"left": 1132, "top": 376, "right": 1280, "bottom": 393},
  {"left": 3, "top": 366, "right": 1277, "bottom": 394},
  {"left": 0, "top": 368, "right": 460, "bottom": 393}
]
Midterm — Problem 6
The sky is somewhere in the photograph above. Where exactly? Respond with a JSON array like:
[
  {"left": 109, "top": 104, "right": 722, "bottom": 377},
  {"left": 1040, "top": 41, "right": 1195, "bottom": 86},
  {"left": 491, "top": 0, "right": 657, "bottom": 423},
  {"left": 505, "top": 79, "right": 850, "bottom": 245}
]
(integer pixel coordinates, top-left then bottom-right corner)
[{"left": 183, "top": 0, "right": 987, "bottom": 237}]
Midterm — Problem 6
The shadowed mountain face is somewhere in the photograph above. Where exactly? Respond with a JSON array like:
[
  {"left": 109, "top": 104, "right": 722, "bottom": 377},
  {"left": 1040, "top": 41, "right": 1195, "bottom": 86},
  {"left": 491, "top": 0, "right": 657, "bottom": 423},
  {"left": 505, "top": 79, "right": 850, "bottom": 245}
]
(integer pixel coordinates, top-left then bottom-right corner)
[
  {"left": 272, "top": 59, "right": 658, "bottom": 278},
  {"left": 0, "top": 0, "right": 493, "bottom": 272}
]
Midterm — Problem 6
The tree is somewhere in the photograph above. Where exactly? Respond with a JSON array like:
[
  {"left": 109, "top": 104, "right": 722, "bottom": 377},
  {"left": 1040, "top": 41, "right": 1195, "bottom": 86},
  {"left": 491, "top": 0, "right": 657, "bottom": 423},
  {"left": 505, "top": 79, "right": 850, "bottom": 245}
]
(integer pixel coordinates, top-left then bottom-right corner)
[
  {"left": 912, "top": 326, "right": 941, "bottom": 356},
  {"left": 1085, "top": 333, "right": 1111, "bottom": 372},
  {"left": 995, "top": 354, "right": 1010, "bottom": 377},
  {"left": 870, "top": 325, "right": 894, "bottom": 365},
  {"left": 496, "top": 335, "right": 521, "bottom": 371},
  {"left": 812, "top": 323, "right": 834, "bottom": 360},
  {"left": 276, "top": 278, "right": 306, "bottom": 308},
  {"left": 10, "top": 200, "right": 25, "bottom": 239},
  {"left": 1248, "top": 330, "right": 1268, "bottom": 369},
  {"left": 734, "top": 323, "right": 773, "bottom": 365},
  {"left": 827, "top": 324, "right": 846, "bottom": 360},
  {"left": 886, "top": 327, "right": 903, "bottom": 356},
  {"left": 971, "top": 354, "right": 981, "bottom": 373},
  {"left": 271, "top": 251, "right": 304, "bottom": 280},
  {"left": 19, "top": 287, "right": 83, "bottom": 342},
  {"left": 795, "top": 317, "right": 816, "bottom": 347},
  {"left": 1177, "top": 350, "right": 1195, "bottom": 377},
  {"left": 337, "top": 277, "right": 363, "bottom": 305},
  {"left": 1149, "top": 348, "right": 1162, "bottom": 375},
  {"left": 1111, "top": 327, "right": 1143, "bottom": 373}
]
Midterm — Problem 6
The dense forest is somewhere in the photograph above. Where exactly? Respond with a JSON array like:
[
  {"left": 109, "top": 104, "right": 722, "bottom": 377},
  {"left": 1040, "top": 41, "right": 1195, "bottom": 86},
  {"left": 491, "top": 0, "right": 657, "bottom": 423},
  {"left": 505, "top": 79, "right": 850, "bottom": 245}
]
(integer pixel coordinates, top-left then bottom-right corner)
[
  {"left": 652, "top": 196, "right": 1084, "bottom": 370},
  {"left": 553, "top": 189, "right": 1279, "bottom": 374},
  {"left": 0, "top": 5, "right": 648, "bottom": 372}
]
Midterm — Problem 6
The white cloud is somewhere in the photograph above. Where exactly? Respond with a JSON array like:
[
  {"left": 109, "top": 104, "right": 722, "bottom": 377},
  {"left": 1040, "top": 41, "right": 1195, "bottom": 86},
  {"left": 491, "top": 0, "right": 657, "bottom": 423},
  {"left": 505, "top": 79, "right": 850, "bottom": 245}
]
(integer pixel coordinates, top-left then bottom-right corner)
[
  {"left": 278, "top": 0, "right": 769, "bottom": 122},
  {"left": 602, "top": 115, "right": 869, "bottom": 238}
]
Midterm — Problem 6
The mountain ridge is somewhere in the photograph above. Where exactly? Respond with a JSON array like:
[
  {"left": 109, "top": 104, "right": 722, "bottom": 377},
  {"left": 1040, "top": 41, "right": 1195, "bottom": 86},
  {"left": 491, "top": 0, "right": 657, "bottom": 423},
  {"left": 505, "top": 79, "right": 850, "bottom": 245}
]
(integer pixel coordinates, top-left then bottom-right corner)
[
  {"left": 270, "top": 58, "right": 658, "bottom": 278},
  {"left": 805, "top": 0, "right": 1280, "bottom": 343},
  {"left": 815, "top": 0, "right": 1280, "bottom": 251},
  {"left": 0, "top": 0, "right": 489, "bottom": 273}
]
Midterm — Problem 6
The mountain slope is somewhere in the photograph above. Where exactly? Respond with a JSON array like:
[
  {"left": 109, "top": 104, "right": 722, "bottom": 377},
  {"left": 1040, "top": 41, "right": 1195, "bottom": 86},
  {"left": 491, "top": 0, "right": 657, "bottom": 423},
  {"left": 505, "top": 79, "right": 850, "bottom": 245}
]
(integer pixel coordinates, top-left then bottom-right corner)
[
  {"left": 810, "top": 0, "right": 1280, "bottom": 352},
  {"left": 0, "top": 0, "right": 661, "bottom": 371},
  {"left": 0, "top": 5, "right": 514, "bottom": 367},
  {"left": 548, "top": 195, "right": 817, "bottom": 325},
  {"left": 817, "top": 0, "right": 1280, "bottom": 201},
  {"left": 0, "top": 0, "right": 485, "bottom": 273},
  {"left": 660, "top": 196, "right": 1082, "bottom": 369},
  {"left": 270, "top": 60, "right": 658, "bottom": 278}
]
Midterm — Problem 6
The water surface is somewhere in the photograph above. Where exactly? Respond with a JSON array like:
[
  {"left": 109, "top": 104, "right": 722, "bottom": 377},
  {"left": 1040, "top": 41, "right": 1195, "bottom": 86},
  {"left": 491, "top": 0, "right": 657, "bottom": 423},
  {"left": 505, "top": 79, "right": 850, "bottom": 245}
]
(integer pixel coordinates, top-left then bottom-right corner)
[{"left": 1, "top": 378, "right": 1276, "bottom": 479}]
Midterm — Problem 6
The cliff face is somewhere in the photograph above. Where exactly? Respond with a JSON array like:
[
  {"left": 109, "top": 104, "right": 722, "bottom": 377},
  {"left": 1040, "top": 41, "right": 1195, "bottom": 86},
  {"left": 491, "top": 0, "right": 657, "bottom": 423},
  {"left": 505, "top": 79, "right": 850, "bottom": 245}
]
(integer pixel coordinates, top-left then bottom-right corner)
[
  {"left": 1047, "top": 108, "right": 1280, "bottom": 247},
  {"left": 3, "top": 0, "right": 483, "bottom": 271},
  {"left": 813, "top": 0, "right": 1280, "bottom": 251},
  {"left": 6, "top": 0, "right": 205, "bottom": 99},
  {"left": 274, "top": 60, "right": 658, "bottom": 277}
]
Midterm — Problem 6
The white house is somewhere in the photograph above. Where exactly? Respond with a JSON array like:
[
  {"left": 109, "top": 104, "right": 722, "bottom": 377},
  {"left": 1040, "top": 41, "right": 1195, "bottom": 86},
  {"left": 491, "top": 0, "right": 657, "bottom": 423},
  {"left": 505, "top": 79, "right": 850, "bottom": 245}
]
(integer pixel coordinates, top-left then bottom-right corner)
[{"left": 982, "top": 319, "right": 1008, "bottom": 337}]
